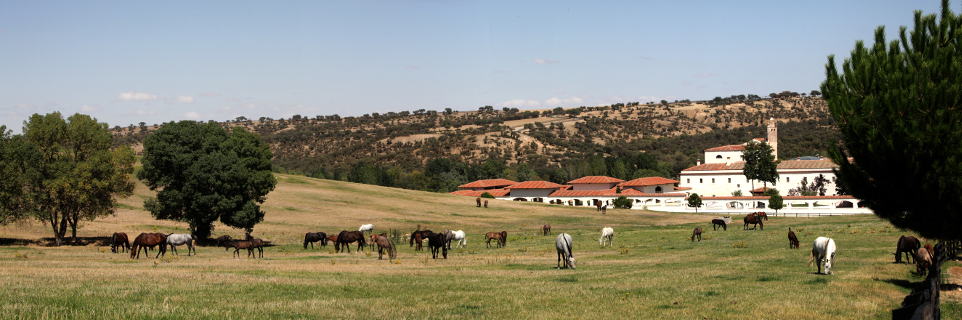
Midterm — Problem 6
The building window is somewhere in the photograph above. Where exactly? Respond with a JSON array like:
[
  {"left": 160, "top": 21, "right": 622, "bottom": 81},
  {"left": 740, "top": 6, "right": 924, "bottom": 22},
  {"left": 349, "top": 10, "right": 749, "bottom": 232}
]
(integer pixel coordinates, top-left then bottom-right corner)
[
  {"left": 787, "top": 177, "right": 790, "bottom": 183},
  {"left": 716, "top": 155, "right": 723, "bottom": 159},
  {"left": 711, "top": 178, "right": 715, "bottom": 183},
  {"left": 655, "top": 186, "right": 663, "bottom": 193},
  {"left": 699, "top": 179, "right": 703, "bottom": 183},
  {"left": 728, "top": 178, "right": 731, "bottom": 183},
  {"left": 687, "top": 179, "right": 690, "bottom": 183}
]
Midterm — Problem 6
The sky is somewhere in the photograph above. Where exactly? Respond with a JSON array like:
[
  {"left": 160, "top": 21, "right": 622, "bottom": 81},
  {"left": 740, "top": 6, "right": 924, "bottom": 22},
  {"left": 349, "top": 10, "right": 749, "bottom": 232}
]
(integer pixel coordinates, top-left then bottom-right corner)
[{"left": 0, "top": 0, "right": 946, "bottom": 133}]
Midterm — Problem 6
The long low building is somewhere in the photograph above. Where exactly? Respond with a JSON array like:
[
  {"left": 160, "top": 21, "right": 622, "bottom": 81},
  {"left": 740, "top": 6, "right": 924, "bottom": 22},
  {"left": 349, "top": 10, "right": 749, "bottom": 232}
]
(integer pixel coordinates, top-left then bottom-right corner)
[{"left": 452, "top": 176, "right": 688, "bottom": 209}]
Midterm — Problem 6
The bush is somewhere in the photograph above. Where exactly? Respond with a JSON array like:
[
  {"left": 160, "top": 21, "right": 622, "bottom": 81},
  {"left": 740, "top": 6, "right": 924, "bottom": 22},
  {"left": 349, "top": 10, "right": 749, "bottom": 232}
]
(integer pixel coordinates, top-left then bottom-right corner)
[
  {"left": 613, "top": 196, "right": 632, "bottom": 209},
  {"left": 480, "top": 192, "right": 496, "bottom": 199}
]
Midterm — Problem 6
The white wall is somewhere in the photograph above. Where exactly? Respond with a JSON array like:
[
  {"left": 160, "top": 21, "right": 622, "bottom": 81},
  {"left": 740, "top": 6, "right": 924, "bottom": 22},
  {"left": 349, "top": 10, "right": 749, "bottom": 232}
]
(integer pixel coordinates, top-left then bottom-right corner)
[
  {"left": 679, "top": 169, "right": 838, "bottom": 197},
  {"left": 704, "top": 151, "right": 741, "bottom": 164},
  {"left": 509, "top": 189, "right": 556, "bottom": 198}
]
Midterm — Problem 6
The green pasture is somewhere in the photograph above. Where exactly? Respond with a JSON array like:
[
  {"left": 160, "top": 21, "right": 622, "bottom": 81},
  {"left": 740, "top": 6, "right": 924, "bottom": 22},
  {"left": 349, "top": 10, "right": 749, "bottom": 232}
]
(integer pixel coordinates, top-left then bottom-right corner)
[{"left": 0, "top": 214, "right": 957, "bottom": 319}]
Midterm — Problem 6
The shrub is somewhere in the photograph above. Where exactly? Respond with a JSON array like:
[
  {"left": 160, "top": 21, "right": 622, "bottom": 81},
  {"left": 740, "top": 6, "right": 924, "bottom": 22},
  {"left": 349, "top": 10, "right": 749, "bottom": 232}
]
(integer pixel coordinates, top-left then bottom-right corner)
[
  {"left": 480, "top": 192, "right": 496, "bottom": 199},
  {"left": 613, "top": 196, "right": 632, "bottom": 209}
]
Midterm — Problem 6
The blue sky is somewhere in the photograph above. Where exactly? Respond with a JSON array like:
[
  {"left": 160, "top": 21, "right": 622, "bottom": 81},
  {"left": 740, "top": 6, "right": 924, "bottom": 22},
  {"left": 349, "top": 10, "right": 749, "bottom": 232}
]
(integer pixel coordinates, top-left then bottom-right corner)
[{"left": 0, "top": 1, "right": 945, "bottom": 133}]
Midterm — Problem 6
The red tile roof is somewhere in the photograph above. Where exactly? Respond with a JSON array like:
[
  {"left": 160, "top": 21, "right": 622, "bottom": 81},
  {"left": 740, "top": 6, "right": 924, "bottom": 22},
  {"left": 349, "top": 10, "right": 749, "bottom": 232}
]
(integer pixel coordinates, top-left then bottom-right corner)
[
  {"left": 449, "top": 189, "right": 511, "bottom": 197},
  {"left": 705, "top": 145, "right": 745, "bottom": 152},
  {"left": 620, "top": 177, "right": 679, "bottom": 187},
  {"left": 458, "top": 179, "right": 518, "bottom": 189},
  {"left": 567, "top": 176, "right": 625, "bottom": 184},
  {"left": 682, "top": 159, "right": 839, "bottom": 172},
  {"left": 507, "top": 181, "right": 565, "bottom": 189},
  {"left": 549, "top": 188, "right": 687, "bottom": 197},
  {"left": 674, "top": 186, "right": 692, "bottom": 191},
  {"left": 682, "top": 162, "right": 746, "bottom": 171},
  {"left": 700, "top": 195, "right": 856, "bottom": 200}
]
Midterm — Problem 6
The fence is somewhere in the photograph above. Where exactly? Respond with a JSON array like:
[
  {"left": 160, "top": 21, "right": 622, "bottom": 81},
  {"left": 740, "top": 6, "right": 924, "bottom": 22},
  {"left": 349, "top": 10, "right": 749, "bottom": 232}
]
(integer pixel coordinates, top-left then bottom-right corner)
[{"left": 892, "top": 240, "right": 962, "bottom": 320}]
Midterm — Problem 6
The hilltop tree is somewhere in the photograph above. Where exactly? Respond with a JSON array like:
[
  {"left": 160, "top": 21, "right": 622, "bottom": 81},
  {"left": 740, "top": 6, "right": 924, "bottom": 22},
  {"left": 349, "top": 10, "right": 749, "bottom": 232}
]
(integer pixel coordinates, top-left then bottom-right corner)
[
  {"left": 741, "top": 140, "right": 779, "bottom": 192},
  {"left": 0, "top": 113, "right": 135, "bottom": 246},
  {"left": 137, "top": 121, "right": 276, "bottom": 239},
  {"left": 821, "top": 0, "right": 962, "bottom": 240}
]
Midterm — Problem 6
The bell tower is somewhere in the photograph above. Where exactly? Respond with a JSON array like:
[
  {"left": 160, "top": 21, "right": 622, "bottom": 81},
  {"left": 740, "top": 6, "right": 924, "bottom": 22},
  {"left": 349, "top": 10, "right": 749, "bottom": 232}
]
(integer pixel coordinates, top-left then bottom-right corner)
[{"left": 767, "top": 118, "right": 778, "bottom": 159}]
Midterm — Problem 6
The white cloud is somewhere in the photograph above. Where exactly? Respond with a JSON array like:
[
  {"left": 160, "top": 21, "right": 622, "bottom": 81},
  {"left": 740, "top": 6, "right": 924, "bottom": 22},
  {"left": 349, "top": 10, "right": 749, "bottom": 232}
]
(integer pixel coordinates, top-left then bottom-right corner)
[
  {"left": 533, "top": 58, "right": 559, "bottom": 64},
  {"left": 198, "top": 92, "right": 221, "bottom": 97},
  {"left": 15, "top": 103, "right": 36, "bottom": 110},
  {"left": 695, "top": 73, "right": 718, "bottom": 77},
  {"left": 185, "top": 111, "right": 203, "bottom": 120},
  {"left": 79, "top": 104, "right": 101, "bottom": 112},
  {"left": 118, "top": 91, "right": 161, "bottom": 101},
  {"left": 544, "top": 96, "right": 585, "bottom": 106},
  {"left": 243, "top": 103, "right": 258, "bottom": 110},
  {"left": 135, "top": 110, "right": 156, "bottom": 116},
  {"left": 226, "top": 98, "right": 241, "bottom": 102},
  {"left": 497, "top": 99, "right": 542, "bottom": 108},
  {"left": 171, "top": 96, "right": 194, "bottom": 103}
]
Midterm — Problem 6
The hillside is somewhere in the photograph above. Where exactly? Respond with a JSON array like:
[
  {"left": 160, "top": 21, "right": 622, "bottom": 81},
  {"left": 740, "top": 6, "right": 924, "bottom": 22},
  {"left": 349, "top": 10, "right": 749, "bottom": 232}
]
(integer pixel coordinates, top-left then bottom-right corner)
[{"left": 110, "top": 96, "right": 840, "bottom": 190}]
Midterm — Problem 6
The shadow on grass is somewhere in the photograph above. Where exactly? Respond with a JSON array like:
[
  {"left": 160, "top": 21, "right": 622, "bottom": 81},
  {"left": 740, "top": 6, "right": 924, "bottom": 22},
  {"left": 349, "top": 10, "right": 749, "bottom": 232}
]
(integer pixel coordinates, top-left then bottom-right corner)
[{"left": 875, "top": 277, "right": 918, "bottom": 289}]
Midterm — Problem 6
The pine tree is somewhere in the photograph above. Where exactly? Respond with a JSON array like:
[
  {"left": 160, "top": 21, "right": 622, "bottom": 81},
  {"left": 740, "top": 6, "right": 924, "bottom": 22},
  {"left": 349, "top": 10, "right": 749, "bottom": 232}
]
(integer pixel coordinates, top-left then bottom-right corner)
[{"left": 821, "top": 0, "right": 962, "bottom": 240}]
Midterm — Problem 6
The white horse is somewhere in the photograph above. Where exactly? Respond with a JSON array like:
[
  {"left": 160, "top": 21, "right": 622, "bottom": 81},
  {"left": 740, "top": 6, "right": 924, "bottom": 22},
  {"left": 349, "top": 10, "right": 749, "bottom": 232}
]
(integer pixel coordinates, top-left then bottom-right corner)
[
  {"left": 599, "top": 227, "right": 614, "bottom": 247},
  {"left": 808, "top": 237, "right": 837, "bottom": 275},
  {"left": 359, "top": 224, "right": 374, "bottom": 234},
  {"left": 556, "top": 233, "right": 575, "bottom": 269},
  {"left": 166, "top": 233, "right": 196, "bottom": 256},
  {"left": 452, "top": 230, "right": 466, "bottom": 248}
]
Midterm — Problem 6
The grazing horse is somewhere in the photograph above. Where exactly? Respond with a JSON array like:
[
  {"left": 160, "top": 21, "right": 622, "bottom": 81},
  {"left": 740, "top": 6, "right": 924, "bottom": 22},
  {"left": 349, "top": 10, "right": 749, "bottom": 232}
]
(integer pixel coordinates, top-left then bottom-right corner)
[
  {"left": 476, "top": 197, "right": 481, "bottom": 207},
  {"left": 226, "top": 240, "right": 256, "bottom": 258},
  {"left": 375, "top": 235, "right": 396, "bottom": 260},
  {"left": 691, "top": 227, "right": 703, "bottom": 242},
  {"left": 166, "top": 234, "right": 196, "bottom": 256},
  {"left": 335, "top": 230, "right": 367, "bottom": 253},
  {"left": 788, "top": 228, "right": 799, "bottom": 249},
  {"left": 484, "top": 200, "right": 488, "bottom": 208},
  {"left": 500, "top": 231, "right": 508, "bottom": 247},
  {"left": 600, "top": 227, "right": 614, "bottom": 246},
  {"left": 808, "top": 237, "right": 837, "bottom": 275},
  {"left": 131, "top": 233, "right": 167, "bottom": 259},
  {"left": 443, "top": 230, "right": 455, "bottom": 249},
  {"left": 304, "top": 232, "right": 327, "bottom": 249},
  {"left": 110, "top": 232, "right": 130, "bottom": 253},
  {"left": 924, "top": 243, "right": 934, "bottom": 258},
  {"left": 916, "top": 247, "right": 933, "bottom": 276},
  {"left": 215, "top": 235, "right": 233, "bottom": 248},
  {"left": 359, "top": 224, "right": 374, "bottom": 235},
  {"left": 755, "top": 211, "right": 768, "bottom": 221},
  {"left": 485, "top": 232, "right": 504, "bottom": 248},
  {"left": 327, "top": 234, "right": 338, "bottom": 244},
  {"left": 711, "top": 217, "right": 730, "bottom": 231},
  {"left": 743, "top": 213, "right": 764, "bottom": 230},
  {"left": 427, "top": 232, "right": 448, "bottom": 259},
  {"left": 409, "top": 230, "right": 433, "bottom": 251},
  {"left": 543, "top": 224, "right": 551, "bottom": 236},
  {"left": 452, "top": 230, "right": 466, "bottom": 248},
  {"left": 556, "top": 233, "right": 575, "bottom": 269}
]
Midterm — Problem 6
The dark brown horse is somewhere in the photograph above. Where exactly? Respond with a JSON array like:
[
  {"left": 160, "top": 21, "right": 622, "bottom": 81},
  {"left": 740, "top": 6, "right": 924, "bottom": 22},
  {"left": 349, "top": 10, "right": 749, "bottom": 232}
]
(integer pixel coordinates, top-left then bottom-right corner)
[
  {"left": 215, "top": 235, "right": 233, "bottom": 247},
  {"left": 894, "top": 235, "right": 920, "bottom": 263},
  {"left": 409, "top": 230, "right": 433, "bottom": 251},
  {"left": 711, "top": 217, "right": 729, "bottom": 231},
  {"left": 327, "top": 234, "right": 338, "bottom": 244},
  {"left": 370, "top": 232, "right": 387, "bottom": 251},
  {"left": 250, "top": 238, "right": 265, "bottom": 258},
  {"left": 788, "top": 228, "right": 799, "bottom": 249},
  {"left": 543, "top": 224, "right": 551, "bottom": 236},
  {"left": 226, "top": 240, "right": 256, "bottom": 258},
  {"left": 131, "top": 233, "right": 167, "bottom": 259},
  {"left": 484, "top": 200, "right": 488, "bottom": 208},
  {"left": 485, "top": 232, "right": 504, "bottom": 248},
  {"left": 375, "top": 235, "right": 396, "bottom": 260},
  {"left": 427, "top": 232, "right": 448, "bottom": 259},
  {"left": 476, "top": 197, "right": 481, "bottom": 207},
  {"left": 304, "top": 232, "right": 327, "bottom": 249},
  {"left": 111, "top": 232, "right": 130, "bottom": 253},
  {"left": 335, "top": 230, "right": 366, "bottom": 253},
  {"left": 691, "top": 227, "right": 703, "bottom": 242},
  {"left": 743, "top": 213, "right": 764, "bottom": 230},
  {"left": 500, "top": 231, "right": 508, "bottom": 247}
]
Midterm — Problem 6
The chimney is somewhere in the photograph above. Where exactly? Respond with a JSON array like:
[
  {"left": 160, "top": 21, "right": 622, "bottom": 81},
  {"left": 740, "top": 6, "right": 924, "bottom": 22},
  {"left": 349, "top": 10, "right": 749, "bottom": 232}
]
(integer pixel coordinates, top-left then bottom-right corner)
[{"left": 697, "top": 160, "right": 701, "bottom": 166}]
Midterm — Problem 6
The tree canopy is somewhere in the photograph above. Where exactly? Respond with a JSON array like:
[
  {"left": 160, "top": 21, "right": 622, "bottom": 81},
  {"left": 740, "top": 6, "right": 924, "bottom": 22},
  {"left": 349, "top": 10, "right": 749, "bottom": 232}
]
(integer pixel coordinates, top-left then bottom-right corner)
[
  {"left": 137, "top": 121, "right": 276, "bottom": 239},
  {"left": 741, "top": 140, "right": 779, "bottom": 191},
  {"left": 687, "top": 193, "right": 703, "bottom": 213},
  {"left": 821, "top": 0, "right": 962, "bottom": 240}
]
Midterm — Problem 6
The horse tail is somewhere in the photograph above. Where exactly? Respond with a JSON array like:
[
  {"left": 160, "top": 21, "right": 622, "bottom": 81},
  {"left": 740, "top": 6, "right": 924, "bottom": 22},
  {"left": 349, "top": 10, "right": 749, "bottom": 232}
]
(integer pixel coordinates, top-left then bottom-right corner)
[{"left": 808, "top": 247, "right": 816, "bottom": 266}]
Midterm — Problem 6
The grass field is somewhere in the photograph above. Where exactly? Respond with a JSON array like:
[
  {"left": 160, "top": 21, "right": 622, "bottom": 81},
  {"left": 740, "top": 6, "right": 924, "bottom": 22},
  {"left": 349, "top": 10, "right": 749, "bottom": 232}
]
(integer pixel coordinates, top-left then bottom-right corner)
[{"left": 0, "top": 174, "right": 959, "bottom": 319}]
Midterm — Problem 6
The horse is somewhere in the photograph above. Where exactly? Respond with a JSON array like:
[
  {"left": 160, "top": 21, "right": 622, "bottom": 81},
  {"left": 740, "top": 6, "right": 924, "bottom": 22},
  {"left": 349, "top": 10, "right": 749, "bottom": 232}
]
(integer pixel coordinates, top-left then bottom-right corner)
[
  {"left": 788, "top": 228, "right": 799, "bottom": 249},
  {"left": 542, "top": 224, "right": 551, "bottom": 236},
  {"left": 375, "top": 235, "right": 396, "bottom": 260},
  {"left": 600, "top": 227, "right": 614, "bottom": 246},
  {"left": 808, "top": 237, "right": 837, "bottom": 275},
  {"left": 359, "top": 224, "right": 374, "bottom": 235},
  {"left": 484, "top": 200, "right": 488, "bottom": 208},
  {"left": 131, "top": 233, "right": 167, "bottom": 259},
  {"left": 556, "top": 233, "right": 575, "bottom": 269},
  {"left": 711, "top": 217, "right": 729, "bottom": 231},
  {"left": 924, "top": 243, "right": 934, "bottom": 258},
  {"left": 110, "top": 232, "right": 130, "bottom": 253},
  {"left": 409, "top": 230, "right": 433, "bottom": 251},
  {"left": 226, "top": 240, "right": 256, "bottom": 258},
  {"left": 893, "top": 235, "right": 919, "bottom": 263},
  {"left": 428, "top": 232, "right": 448, "bottom": 259},
  {"left": 601, "top": 205, "right": 607, "bottom": 214},
  {"left": 327, "top": 234, "right": 338, "bottom": 244},
  {"left": 743, "top": 213, "right": 764, "bottom": 230},
  {"left": 691, "top": 227, "right": 703, "bottom": 242},
  {"left": 335, "top": 230, "right": 366, "bottom": 253},
  {"left": 166, "top": 233, "right": 196, "bottom": 256},
  {"left": 485, "top": 232, "right": 504, "bottom": 248},
  {"left": 755, "top": 211, "right": 768, "bottom": 221},
  {"left": 500, "top": 231, "right": 508, "bottom": 247},
  {"left": 443, "top": 230, "right": 455, "bottom": 249},
  {"left": 215, "top": 235, "right": 233, "bottom": 247},
  {"left": 916, "top": 246, "right": 933, "bottom": 276},
  {"left": 452, "top": 230, "right": 466, "bottom": 248},
  {"left": 476, "top": 197, "right": 481, "bottom": 207},
  {"left": 304, "top": 232, "right": 327, "bottom": 249}
]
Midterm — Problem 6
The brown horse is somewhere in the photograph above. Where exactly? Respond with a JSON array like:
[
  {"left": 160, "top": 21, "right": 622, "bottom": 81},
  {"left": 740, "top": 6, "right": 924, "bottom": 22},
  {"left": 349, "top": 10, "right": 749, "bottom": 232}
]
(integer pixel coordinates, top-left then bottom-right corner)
[
  {"left": 131, "top": 233, "right": 167, "bottom": 259},
  {"left": 485, "top": 232, "right": 505, "bottom": 248},
  {"left": 370, "top": 232, "right": 387, "bottom": 251},
  {"left": 335, "top": 230, "right": 367, "bottom": 253},
  {"left": 327, "top": 234, "right": 338, "bottom": 244},
  {"left": 476, "top": 197, "right": 481, "bottom": 207},
  {"left": 788, "top": 228, "right": 799, "bottom": 249},
  {"left": 916, "top": 247, "right": 933, "bottom": 276},
  {"left": 304, "top": 232, "right": 327, "bottom": 249},
  {"left": 427, "top": 232, "right": 448, "bottom": 259},
  {"left": 375, "top": 235, "right": 396, "bottom": 260},
  {"left": 111, "top": 232, "right": 130, "bottom": 253},
  {"left": 743, "top": 213, "right": 764, "bottom": 230},
  {"left": 500, "top": 231, "right": 508, "bottom": 247},
  {"left": 894, "top": 235, "right": 920, "bottom": 263},
  {"left": 484, "top": 200, "right": 488, "bottom": 208},
  {"left": 755, "top": 211, "right": 769, "bottom": 221},
  {"left": 226, "top": 240, "right": 256, "bottom": 258},
  {"left": 409, "top": 230, "right": 433, "bottom": 251},
  {"left": 691, "top": 227, "right": 703, "bottom": 242},
  {"left": 215, "top": 235, "right": 233, "bottom": 247},
  {"left": 542, "top": 224, "right": 551, "bottom": 236}
]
